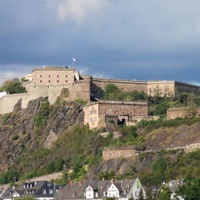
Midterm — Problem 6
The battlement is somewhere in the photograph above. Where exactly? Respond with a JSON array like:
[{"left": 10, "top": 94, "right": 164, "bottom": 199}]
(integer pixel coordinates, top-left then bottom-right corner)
[{"left": 1, "top": 66, "right": 200, "bottom": 116}]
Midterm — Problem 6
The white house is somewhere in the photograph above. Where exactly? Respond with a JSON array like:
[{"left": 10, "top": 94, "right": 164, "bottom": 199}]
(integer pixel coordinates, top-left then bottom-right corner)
[{"left": 55, "top": 178, "right": 146, "bottom": 200}]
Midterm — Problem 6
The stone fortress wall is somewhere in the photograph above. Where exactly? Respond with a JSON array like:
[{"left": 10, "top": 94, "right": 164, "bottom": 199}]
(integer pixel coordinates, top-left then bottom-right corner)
[
  {"left": 0, "top": 66, "right": 200, "bottom": 115},
  {"left": 102, "top": 147, "right": 137, "bottom": 160}
]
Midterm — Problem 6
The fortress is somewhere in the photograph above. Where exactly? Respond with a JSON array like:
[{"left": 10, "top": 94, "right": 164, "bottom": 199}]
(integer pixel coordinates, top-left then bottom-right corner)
[{"left": 0, "top": 66, "right": 200, "bottom": 119}]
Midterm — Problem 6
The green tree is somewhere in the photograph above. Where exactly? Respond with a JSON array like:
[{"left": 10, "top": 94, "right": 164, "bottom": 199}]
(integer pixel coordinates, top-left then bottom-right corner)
[
  {"left": 157, "top": 186, "right": 171, "bottom": 200},
  {"left": 0, "top": 78, "right": 26, "bottom": 94},
  {"left": 18, "top": 197, "right": 36, "bottom": 200},
  {"left": 104, "top": 83, "right": 121, "bottom": 100},
  {"left": 176, "top": 178, "right": 200, "bottom": 200}
]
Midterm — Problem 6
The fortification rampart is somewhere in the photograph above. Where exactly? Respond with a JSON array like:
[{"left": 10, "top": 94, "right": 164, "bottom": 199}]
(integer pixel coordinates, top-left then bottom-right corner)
[
  {"left": 91, "top": 78, "right": 147, "bottom": 99},
  {"left": 0, "top": 76, "right": 91, "bottom": 115},
  {"left": 0, "top": 90, "right": 48, "bottom": 114},
  {"left": 102, "top": 147, "right": 137, "bottom": 160}
]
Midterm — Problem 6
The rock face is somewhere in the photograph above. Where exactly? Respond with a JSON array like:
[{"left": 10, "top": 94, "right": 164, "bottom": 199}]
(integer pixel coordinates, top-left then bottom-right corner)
[{"left": 0, "top": 97, "right": 84, "bottom": 171}]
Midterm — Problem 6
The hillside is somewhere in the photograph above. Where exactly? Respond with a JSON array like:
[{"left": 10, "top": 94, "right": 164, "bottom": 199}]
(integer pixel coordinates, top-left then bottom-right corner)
[{"left": 1, "top": 95, "right": 200, "bottom": 186}]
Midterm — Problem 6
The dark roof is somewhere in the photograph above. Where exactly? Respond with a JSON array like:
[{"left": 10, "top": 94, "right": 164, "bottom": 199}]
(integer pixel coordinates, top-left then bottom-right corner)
[
  {"left": 55, "top": 179, "right": 137, "bottom": 200},
  {"left": 1, "top": 181, "right": 59, "bottom": 199}
]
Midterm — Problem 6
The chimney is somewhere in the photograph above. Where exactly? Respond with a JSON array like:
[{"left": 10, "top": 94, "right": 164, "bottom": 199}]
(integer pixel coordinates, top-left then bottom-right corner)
[
  {"left": 79, "top": 180, "right": 82, "bottom": 187},
  {"left": 110, "top": 179, "right": 114, "bottom": 184},
  {"left": 70, "top": 181, "right": 73, "bottom": 187}
]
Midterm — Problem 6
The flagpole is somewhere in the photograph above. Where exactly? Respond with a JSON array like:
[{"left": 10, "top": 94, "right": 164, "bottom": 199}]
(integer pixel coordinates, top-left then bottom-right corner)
[{"left": 72, "top": 58, "right": 76, "bottom": 68}]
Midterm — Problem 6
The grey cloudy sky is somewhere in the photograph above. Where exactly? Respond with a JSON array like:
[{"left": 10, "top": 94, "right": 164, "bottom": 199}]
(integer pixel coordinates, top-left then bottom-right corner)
[{"left": 1, "top": 0, "right": 200, "bottom": 84}]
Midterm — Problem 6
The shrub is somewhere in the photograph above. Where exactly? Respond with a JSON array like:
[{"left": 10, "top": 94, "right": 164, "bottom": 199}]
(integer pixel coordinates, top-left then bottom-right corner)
[{"left": 12, "top": 135, "right": 19, "bottom": 140}]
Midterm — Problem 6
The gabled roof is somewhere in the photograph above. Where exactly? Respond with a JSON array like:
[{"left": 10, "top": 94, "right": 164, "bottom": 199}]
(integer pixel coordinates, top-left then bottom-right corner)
[
  {"left": 1, "top": 181, "right": 59, "bottom": 200},
  {"left": 55, "top": 178, "right": 139, "bottom": 200}
]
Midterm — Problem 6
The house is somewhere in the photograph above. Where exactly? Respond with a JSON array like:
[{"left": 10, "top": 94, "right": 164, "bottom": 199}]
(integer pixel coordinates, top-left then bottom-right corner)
[
  {"left": 1, "top": 181, "right": 60, "bottom": 200},
  {"left": 166, "top": 180, "right": 184, "bottom": 200},
  {"left": 83, "top": 100, "right": 148, "bottom": 129},
  {"left": 54, "top": 178, "right": 146, "bottom": 200}
]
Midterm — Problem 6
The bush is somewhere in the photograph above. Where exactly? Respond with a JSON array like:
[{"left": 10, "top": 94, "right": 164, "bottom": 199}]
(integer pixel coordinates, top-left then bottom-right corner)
[{"left": 12, "top": 135, "right": 19, "bottom": 140}]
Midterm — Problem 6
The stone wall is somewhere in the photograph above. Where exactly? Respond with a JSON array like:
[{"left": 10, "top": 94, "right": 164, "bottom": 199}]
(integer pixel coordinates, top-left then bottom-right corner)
[
  {"left": 175, "top": 81, "right": 200, "bottom": 95},
  {"left": 97, "top": 100, "right": 148, "bottom": 117},
  {"left": 91, "top": 78, "right": 200, "bottom": 98},
  {"left": 91, "top": 78, "right": 147, "bottom": 99},
  {"left": 67, "top": 76, "right": 91, "bottom": 102},
  {"left": 0, "top": 88, "right": 48, "bottom": 114},
  {"left": 147, "top": 81, "right": 175, "bottom": 96},
  {"left": 167, "top": 107, "right": 200, "bottom": 120},
  {"left": 102, "top": 147, "right": 137, "bottom": 160}
]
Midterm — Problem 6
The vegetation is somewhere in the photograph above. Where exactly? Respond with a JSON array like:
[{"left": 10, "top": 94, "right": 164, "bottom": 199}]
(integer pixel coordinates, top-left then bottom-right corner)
[
  {"left": 175, "top": 177, "right": 200, "bottom": 200},
  {"left": 18, "top": 197, "right": 36, "bottom": 200},
  {"left": 0, "top": 78, "right": 26, "bottom": 94},
  {"left": 103, "top": 83, "right": 200, "bottom": 118},
  {"left": 104, "top": 83, "right": 147, "bottom": 101},
  {"left": 1, "top": 82, "right": 200, "bottom": 192}
]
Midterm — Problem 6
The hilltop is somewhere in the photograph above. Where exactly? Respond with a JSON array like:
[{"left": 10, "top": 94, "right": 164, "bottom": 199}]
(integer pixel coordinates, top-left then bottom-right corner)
[
  {"left": 0, "top": 93, "right": 200, "bottom": 186},
  {"left": 1, "top": 68, "right": 200, "bottom": 186}
]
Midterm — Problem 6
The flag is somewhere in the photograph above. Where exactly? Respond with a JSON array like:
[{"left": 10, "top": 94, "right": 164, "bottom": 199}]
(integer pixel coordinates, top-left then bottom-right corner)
[{"left": 73, "top": 58, "right": 76, "bottom": 62}]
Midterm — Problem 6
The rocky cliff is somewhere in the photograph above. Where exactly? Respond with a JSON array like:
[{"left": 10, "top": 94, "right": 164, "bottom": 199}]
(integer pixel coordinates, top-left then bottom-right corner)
[
  {"left": 1, "top": 96, "right": 200, "bottom": 184},
  {"left": 0, "top": 97, "right": 84, "bottom": 172}
]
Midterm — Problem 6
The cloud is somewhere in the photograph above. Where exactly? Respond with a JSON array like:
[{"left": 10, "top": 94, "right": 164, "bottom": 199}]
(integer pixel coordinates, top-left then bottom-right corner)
[
  {"left": 52, "top": 0, "right": 106, "bottom": 24},
  {"left": 0, "top": 64, "right": 34, "bottom": 85},
  {"left": 1, "top": 0, "right": 200, "bottom": 85}
]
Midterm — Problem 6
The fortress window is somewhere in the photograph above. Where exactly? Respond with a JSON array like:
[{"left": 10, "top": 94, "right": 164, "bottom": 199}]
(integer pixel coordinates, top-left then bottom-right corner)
[
  {"left": 40, "top": 75, "right": 42, "bottom": 77},
  {"left": 57, "top": 75, "right": 59, "bottom": 78},
  {"left": 49, "top": 75, "right": 51, "bottom": 77},
  {"left": 48, "top": 80, "right": 51, "bottom": 83},
  {"left": 57, "top": 80, "right": 59, "bottom": 83},
  {"left": 125, "top": 152, "right": 131, "bottom": 157},
  {"left": 65, "top": 80, "right": 68, "bottom": 83},
  {"left": 116, "top": 153, "right": 121, "bottom": 157},
  {"left": 66, "top": 75, "right": 68, "bottom": 77},
  {"left": 40, "top": 80, "right": 42, "bottom": 83}
]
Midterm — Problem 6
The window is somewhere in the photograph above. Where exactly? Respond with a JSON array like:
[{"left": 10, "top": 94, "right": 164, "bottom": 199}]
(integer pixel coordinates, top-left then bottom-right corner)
[
  {"left": 43, "top": 189, "right": 46, "bottom": 194},
  {"left": 90, "top": 118, "right": 93, "bottom": 122},
  {"left": 49, "top": 189, "right": 53, "bottom": 194},
  {"left": 57, "top": 80, "right": 59, "bottom": 83},
  {"left": 48, "top": 80, "right": 51, "bottom": 83},
  {"left": 125, "top": 152, "right": 131, "bottom": 157},
  {"left": 40, "top": 80, "right": 42, "bottom": 83},
  {"left": 57, "top": 75, "right": 59, "bottom": 78},
  {"left": 40, "top": 75, "right": 42, "bottom": 77},
  {"left": 49, "top": 75, "right": 51, "bottom": 77},
  {"left": 95, "top": 192, "right": 98, "bottom": 197}
]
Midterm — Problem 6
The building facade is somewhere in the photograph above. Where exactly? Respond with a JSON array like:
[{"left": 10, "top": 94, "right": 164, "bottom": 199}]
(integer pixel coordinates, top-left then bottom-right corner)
[
  {"left": 1, "top": 181, "right": 59, "bottom": 200},
  {"left": 54, "top": 178, "right": 146, "bottom": 200},
  {"left": 83, "top": 100, "right": 148, "bottom": 129},
  {"left": 167, "top": 107, "right": 200, "bottom": 120},
  {"left": 1, "top": 66, "right": 200, "bottom": 115}
]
